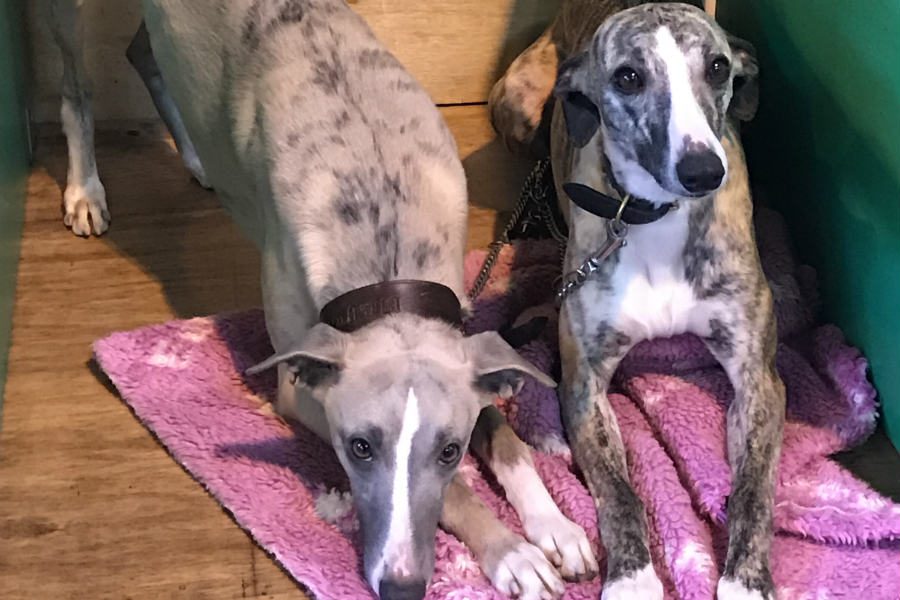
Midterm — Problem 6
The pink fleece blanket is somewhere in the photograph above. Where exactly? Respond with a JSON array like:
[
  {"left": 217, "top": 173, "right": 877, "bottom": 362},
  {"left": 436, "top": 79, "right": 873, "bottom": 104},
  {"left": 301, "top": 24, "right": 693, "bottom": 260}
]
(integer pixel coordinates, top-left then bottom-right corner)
[{"left": 94, "top": 207, "right": 900, "bottom": 599}]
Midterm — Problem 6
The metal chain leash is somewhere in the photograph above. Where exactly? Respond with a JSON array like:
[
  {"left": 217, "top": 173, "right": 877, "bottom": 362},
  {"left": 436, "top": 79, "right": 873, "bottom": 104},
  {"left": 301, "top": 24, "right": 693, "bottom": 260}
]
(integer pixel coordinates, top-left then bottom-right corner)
[
  {"left": 467, "top": 159, "right": 556, "bottom": 301},
  {"left": 467, "top": 158, "right": 632, "bottom": 305},
  {"left": 535, "top": 173, "right": 569, "bottom": 268}
]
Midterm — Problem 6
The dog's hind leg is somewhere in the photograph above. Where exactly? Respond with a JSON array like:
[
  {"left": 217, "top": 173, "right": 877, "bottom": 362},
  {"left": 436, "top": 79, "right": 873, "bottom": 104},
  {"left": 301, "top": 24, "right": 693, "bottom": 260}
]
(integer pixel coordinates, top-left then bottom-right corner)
[
  {"left": 558, "top": 310, "right": 663, "bottom": 600},
  {"left": 126, "top": 21, "right": 210, "bottom": 189},
  {"left": 50, "top": 0, "right": 109, "bottom": 236},
  {"left": 470, "top": 405, "right": 598, "bottom": 582},
  {"left": 488, "top": 26, "right": 559, "bottom": 158},
  {"left": 441, "top": 472, "right": 566, "bottom": 600},
  {"left": 703, "top": 308, "right": 784, "bottom": 600}
]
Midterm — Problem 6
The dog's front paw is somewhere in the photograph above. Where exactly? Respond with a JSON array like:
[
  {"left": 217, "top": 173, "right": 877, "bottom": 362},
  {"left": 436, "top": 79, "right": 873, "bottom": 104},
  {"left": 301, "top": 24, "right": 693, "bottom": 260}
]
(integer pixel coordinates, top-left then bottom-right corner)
[
  {"left": 600, "top": 564, "right": 663, "bottom": 600},
  {"left": 63, "top": 175, "right": 109, "bottom": 236},
  {"left": 717, "top": 576, "right": 774, "bottom": 600},
  {"left": 523, "top": 510, "right": 597, "bottom": 581},
  {"left": 482, "top": 536, "right": 565, "bottom": 600}
]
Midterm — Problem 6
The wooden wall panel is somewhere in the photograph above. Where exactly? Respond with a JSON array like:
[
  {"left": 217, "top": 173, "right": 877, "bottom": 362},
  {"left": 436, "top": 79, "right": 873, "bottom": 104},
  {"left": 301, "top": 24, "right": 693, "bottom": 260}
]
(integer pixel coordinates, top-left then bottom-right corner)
[
  {"left": 28, "top": 0, "right": 559, "bottom": 122},
  {"left": 349, "top": 0, "right": 558, "bottom": 104}
]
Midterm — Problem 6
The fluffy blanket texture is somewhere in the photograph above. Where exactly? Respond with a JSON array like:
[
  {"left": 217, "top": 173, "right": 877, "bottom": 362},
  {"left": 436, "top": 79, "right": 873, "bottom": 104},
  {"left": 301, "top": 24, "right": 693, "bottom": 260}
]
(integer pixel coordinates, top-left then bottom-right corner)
[{"left": 94, "top": 207, "right": 900, "bottom": 599}]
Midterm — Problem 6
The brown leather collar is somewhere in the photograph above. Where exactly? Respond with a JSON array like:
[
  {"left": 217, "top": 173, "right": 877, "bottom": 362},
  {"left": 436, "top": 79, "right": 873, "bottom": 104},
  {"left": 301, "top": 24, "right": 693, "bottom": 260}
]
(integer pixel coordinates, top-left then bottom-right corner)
[{"left": 319, "top": 280, "right": 463, "bottom": 333}]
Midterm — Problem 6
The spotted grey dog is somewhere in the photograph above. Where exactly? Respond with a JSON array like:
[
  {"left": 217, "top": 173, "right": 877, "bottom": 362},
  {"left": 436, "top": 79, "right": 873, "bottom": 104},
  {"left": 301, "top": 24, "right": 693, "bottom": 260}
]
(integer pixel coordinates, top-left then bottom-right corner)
[
  {"left": 132, "top": 0, "right": 598, "bottom": 598},
  {"left": 490, "top": 2, "right": 784, "bottom": 599}
]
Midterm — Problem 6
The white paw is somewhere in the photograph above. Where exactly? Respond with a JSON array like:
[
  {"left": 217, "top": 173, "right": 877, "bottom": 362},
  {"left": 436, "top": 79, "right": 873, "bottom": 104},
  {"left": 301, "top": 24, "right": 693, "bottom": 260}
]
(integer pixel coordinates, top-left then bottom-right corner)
[
  {"left": 484, "top": 537, "right": 565, "bottom": 600},
  {"left": 717, "top": 576, "right": 771, "bottom": 600},
  {"left": 601, "top": 564, "right": 663, "bottom": 600},
  {"left": 523, "top": 510, "right": 597, "bottom": 581},
  {"left": 63, "top": 175, "right": 109, "bottom": 236}
]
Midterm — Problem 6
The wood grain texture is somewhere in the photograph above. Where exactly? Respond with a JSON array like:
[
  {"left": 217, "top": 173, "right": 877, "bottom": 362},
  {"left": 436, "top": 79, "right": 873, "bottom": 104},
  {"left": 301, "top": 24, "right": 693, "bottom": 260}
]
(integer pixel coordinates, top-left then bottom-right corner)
[
  {"left": 0, "top": 105, "right": 532, "bottom": 599},
  {"left": 350, "top": 0, "right": 559, "bottom": 104},
  {"left": 27, "top": 0, "right": 558, "bottom": 121}
]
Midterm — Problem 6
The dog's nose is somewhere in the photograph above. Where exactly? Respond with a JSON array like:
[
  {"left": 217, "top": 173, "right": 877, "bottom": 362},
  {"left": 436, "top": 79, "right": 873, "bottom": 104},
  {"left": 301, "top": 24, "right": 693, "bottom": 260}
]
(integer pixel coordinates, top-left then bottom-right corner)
[
  {"left": 676, "top": 150, "right": 725, "bottom": 194},
  {"left": 379, "top": 577, "right": 426, "bottom": 600},
  {"left": 378, "top": 578, "right": 426, "bottom": 600}
]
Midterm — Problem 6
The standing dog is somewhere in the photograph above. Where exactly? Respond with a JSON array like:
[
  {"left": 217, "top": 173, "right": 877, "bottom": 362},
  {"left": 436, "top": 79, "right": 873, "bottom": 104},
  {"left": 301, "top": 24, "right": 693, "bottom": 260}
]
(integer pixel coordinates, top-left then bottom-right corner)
[
  {"left": 46, "top": 0, "right": 208, "bottom": 236},
  {"left": 491, "top": 2, "right": 784, "bottom": 599},
  {"left": 103, "top": 1, "right": 597, "bottom": 598}
]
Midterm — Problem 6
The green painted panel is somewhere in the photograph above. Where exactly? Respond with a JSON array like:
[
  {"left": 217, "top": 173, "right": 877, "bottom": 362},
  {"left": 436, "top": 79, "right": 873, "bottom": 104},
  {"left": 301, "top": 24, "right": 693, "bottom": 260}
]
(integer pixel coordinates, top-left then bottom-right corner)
[
  {"left": 0, "top": 0, "right": 29, "bottom": 422},
  {"left": 717, "top": 0, "right": 900, "bottom": 450}
]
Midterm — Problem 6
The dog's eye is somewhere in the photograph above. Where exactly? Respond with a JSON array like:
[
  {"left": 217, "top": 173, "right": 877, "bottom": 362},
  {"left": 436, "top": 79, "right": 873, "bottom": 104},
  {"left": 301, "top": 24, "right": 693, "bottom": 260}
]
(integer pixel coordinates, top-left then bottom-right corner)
[
  {"left": 706, "top": 56, "right": 731, "bottom": 86},
  {"left": 612, "top": 66, "right": 644, "bottom": 95},
  {"left": 350, "top": 438, "right": 373, "bottom": 461},
  {"left": 438, "top": 443, "right": 461, "bottom": 466}
]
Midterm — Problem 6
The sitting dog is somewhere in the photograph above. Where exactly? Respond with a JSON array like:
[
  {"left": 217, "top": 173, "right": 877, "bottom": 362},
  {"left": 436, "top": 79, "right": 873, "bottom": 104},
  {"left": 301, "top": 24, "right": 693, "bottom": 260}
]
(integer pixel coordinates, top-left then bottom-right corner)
[
  {"left": 115, "top": 0, "right": 597, "bottom": 598},
  {"left": 491, "top": 1, "right": 784, "bottom": 598}
]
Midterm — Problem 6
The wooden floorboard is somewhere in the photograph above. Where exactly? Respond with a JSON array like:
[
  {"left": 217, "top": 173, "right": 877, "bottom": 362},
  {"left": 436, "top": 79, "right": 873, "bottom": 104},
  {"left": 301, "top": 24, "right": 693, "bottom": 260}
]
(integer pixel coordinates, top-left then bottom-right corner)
[{"left": 0, "top": 105, "right": 530, "bottom": 599}]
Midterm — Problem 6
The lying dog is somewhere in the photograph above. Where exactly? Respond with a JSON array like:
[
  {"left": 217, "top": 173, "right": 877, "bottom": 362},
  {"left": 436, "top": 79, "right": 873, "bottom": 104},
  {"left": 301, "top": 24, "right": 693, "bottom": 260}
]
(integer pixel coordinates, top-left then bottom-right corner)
[
  {"left": 491, "top": 1, "right": 784, "bottom": 599},
  {"left": 99, "top": 0, "right": 600, "bottom": 598}
]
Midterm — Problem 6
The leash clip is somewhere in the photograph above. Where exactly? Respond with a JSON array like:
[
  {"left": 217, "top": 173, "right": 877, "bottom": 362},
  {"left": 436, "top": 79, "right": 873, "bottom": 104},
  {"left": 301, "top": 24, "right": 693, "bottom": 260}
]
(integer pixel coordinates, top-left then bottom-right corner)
[{"left": 555, "top": 213, "right": 629, "bottom": 305}]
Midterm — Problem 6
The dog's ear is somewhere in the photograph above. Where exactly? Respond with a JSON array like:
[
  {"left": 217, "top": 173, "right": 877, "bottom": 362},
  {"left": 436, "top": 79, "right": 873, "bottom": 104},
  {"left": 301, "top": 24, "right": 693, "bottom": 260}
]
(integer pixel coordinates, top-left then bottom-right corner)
[
  {"left": 465, "top": 331, "right": 556, "bottom": 401},
  {"left": 246, "top": 323, "right": 347, "bottom": 389},
  {"left": 727, "top": 33, "right": 760, "bottom": 122},
  {"left": 554, "top": 52, "right": 601, "bottom": 147}
]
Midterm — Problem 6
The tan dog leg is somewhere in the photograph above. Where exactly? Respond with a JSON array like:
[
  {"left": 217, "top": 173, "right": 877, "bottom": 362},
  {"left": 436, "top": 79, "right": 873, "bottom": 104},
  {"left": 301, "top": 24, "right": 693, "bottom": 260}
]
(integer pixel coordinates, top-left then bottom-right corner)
[
  {"left": 470, "top": 406, "right": 597, "bottom": 581},
  {"left": 489, "top": 26, "right": 559, "bottom": 157},
  {"left": 441, "top": 474, "right": 565, "bottom": 600}
]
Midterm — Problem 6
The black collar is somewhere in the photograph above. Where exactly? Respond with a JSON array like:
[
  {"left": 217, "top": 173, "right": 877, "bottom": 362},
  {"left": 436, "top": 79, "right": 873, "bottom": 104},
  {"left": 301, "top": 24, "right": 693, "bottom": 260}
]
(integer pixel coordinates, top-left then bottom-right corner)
[
  {"left": 563, "top": 154, "right": 676, "bottom": 225},
  {"left": 319, "top": 280, "right": 463, "bottom": 332},
  {"left": 562, "top": 182, "right": 674, "bottom": 225}
]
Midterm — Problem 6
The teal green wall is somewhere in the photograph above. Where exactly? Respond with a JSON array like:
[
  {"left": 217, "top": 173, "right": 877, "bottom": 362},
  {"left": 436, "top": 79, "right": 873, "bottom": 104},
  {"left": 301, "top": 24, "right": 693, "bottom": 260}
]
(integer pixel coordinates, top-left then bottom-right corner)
[
  {"left": 718, "top": 1, "right": 900, "bottom": 450},
  {"left": 0, "top": 0, "right": 29, "bottom": 420}
]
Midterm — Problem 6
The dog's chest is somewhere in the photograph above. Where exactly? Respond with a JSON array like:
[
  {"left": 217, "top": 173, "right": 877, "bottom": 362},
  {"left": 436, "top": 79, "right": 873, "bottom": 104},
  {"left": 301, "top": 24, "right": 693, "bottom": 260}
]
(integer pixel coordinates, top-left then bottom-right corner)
[{"left": 599, "top": 209, "right": 710, "bottom": 340}]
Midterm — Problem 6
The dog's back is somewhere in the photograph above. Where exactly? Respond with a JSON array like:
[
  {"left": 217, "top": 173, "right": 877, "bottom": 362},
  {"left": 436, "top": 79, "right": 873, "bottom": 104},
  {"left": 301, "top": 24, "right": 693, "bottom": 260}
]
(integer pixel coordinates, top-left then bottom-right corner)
[{"left": 142, "top": 0, "right": 468, "bottom": 309}]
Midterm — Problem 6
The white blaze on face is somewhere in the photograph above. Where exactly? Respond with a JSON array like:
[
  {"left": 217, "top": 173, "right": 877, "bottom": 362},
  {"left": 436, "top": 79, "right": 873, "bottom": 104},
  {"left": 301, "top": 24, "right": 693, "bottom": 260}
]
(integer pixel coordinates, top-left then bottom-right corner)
[
  {"left": 368, "top": 387, "right": 421, "bottom": 591},
  {"left": 654, "top": 27, "right": 726, "bottom": 177}
]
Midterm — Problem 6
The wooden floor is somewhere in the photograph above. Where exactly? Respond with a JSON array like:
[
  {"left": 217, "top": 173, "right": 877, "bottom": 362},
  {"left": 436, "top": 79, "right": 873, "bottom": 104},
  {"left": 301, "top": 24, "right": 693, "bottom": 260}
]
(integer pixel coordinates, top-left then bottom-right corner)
[
  {"left": 1, "top": 106, "right": 898, "bottom": 600},
  {"left": 0, "top": 106, "right": 530, "bottom": 600}
]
